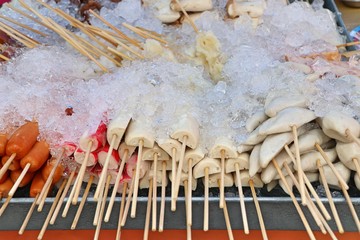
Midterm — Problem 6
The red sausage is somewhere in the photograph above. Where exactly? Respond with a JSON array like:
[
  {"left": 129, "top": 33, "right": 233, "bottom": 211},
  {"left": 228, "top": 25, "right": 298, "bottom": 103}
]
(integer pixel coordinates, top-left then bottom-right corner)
[
  {"left": 41, "top": 158, "right": 64, "bottom": 184},
  {"left": 0, "top": 178, "right": 13, "bottom": 198},
  {"left": 20, "top": 140, "right": 50, "bottom": 172},
  {"left": 10, "top": 169, "right": 35, "bottom": 188},
  {"left": 30, "top": 173, "right": 45, "bottom": 198},
  {"left": 6, "top": 121, "right": 39, "bottom": 160},
  {"left": 0, "top": 134, "right": 7, "bottom": 157},
  {"left": 1, "top": 155, "right": 20, "bottom": 171}
]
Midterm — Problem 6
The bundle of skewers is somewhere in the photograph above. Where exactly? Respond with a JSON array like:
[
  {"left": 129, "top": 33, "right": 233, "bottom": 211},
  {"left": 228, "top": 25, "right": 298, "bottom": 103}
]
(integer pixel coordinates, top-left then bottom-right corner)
[{"left": 0, "top": 0, "right": 359, "bottom": 240}]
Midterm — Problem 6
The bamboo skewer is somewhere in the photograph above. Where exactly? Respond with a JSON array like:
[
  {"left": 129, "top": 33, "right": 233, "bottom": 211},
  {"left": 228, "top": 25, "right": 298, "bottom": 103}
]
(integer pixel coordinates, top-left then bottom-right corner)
[
  {"left": 0, "top": 194, "right": 12, "bottom": 216},
  {"left": 37, "top": 179, "right": 67, "bottom": 240},
  {"left": 0, "top": 21, "right": 37, "bottom": 48},
  {"left": 37, "top": 149, "right": 64, "bottom": 206},
  {"left": 218, "top": 180, "right": 234, "bottom": 240},
  {"left": 187, "top": 158, "right": 192, "bottom": 226},
  {"left": 94, "top": 135, "right": 116, "bottom": 201},
  {"left": 88, "top": 9, "right": 142, "bottom": 49},
  {"left": 272, "top": 159, "right": 316, "bottom": 240},
  {"left": 121, "top": 174, "right": 135, "bottom": 226},
  {"left": 336, "top": 41, "right": 360, "bottom": 48},
  {"left": 19, "top": 193, "right": 40, "bottom": 235},
  {"left": 292, "top": 126, "right": 306, "bottom": 205},
  {"left": 94, "top": 174, "right": 112, "bottom": 240},
  {"left": 107, "top": 47, "right": 134, "bottom": 61},
  {"left": 152, "top": 153, "right": 158, "bottom": 232},
  {"left": 204, "top": 167, "right": 209, "bottom": 231},
  {"left": 131, "top": 139, "right": 144, "bottom": 218},
  {"left": 105, "top": 149, "right": 129, "bottom": 222},
  {"left": 220, "top": 150, "right": 225, "bottom": 209},
  {"left": 62, "top": 173, "right": 80, "bottom": 217},
  {"left": 353, "top": 158, "right": 360, "bottom": 178},
  {"left": 116, "top": 181, "right": 128, "bottom": 240},
  {"left": 122, "top": 23, "right": 168, "bottom": 45},
  {"left": 284, "top": 145, "right": 331, "bottom": 220},
  {"left": 284, "top": 162, "right": 338, "bottom": 239},
  {"left": 72, "top": 141, "right": 93, "bottom": 204},
  {"left": 283, "top": 162, "right": 326, "bottom": 233},
  {"left": 143, "top": 179, "right": 153, "bottom": 240},
  {"left": 173, "top": 136, "right": 188, "bottom": 209},
  {"left": 159, "top": 161, "right": 167, "bottom": 232},
  {"left": 6, "top": 4, "right": 49, "bottom": 29},
  {"left": 0, "top": 20, "right": 40, "bottom": 46},
  {"left": 37, "top": 180, "right": 52, "bottom": 212},
  {"left": 184, "top": 179, "right": 192, "bottom": 240},
  {"left": 347, "top": 129, "right": 360, "bottom": 148},
  {"left": 50, "top": 170, "right": 76, "bottom": 225},
  {"left": 315, "top": 143, "right": 349, "bottom": 190},
  {"left": 8, "top": 163, "right": 31, "bottom": 197},
  {"left": 93, "top": 175, "right": 107, "bottom": 226},
  {"left": 171, "top": 148, "right": 177, "bottom": 211},
  {"left": 234, "top": 163, "right": 249, "bottom": 234},
  {"left": 71, "top": 175, "right": 94, "bottom": 230},
  {"left": 0, "top": 153, "right": 16, "bottom": 179},
  {"left": 340, "top": 180, "right": 360, "bottom": 232},
  {"left": 317, "top": 160, "right": 344, "bottom": 234},
  {"left": 249, "top": 179, "right": 267, "bottom": 240},
  {"left": 0, "top": 14, "right": 47, "bottom": 37},
  {"left": 0, "top": 53, "right": 10, "bottom": 61},
  {"left": 172, "top": 0, "right": 199, "bottom": 33}
]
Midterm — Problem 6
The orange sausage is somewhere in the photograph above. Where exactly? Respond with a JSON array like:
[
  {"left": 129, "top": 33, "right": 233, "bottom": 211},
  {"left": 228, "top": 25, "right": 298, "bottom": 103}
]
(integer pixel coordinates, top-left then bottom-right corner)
[
  {"left": 30, "top": 173, "right": 45, "bottom": 197},
  {"left": 41, "top": 158, "right": 64, "bottom": 184},
  {"left": 0, "top": 134, "right": 7, "bottom": 157},
  {"left": 0, "top": 178, "right": 13, "bottom": 198},
  {"left": 20, "top": 140, "right": 50, "bottom": 172},
  {"left": 1, "top": 155, "right": 20, "bottom": 171},
  {"left": 10, "top": 169, "right": 35, "bottom": 188},
  {"left": 0, "top": 163, "right": 8, "bottom": 184},
  {"left": 6, "top": 121, "right": 39, "bottom": 160}
]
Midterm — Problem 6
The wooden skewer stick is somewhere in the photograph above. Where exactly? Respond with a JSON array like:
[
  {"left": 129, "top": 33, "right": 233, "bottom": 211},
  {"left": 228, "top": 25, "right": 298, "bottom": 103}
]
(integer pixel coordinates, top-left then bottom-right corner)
[
  {"left": 172, "top": 0, "right": 199, "bottom": 33},
  {"left": 6, "top": 4, "right": 50, "bottom": 29},
  {"left": 284, "top": 162, "right": 338, "bottom": 238},
  {"left": 116, "top": 181, "right": 128, "bottom": 240},
  {"left": 0, "top": 53, "right": 10, "bottom": 61},
  {"left": 336, "top": 41, "right": 360, "bottom": 48},
  {"left": 121, "top": 174, "right": 135, "bottom": 226},
  {"left": 37, "top": 179, "right": 52, "bottom": 212},
  {"left": 291, "top": 126, "right": 306, "bottom": 205},
  {"left": 107, "top": 47, "right": 134, "bottom": 61},
  {"left": 0, "top": 194, "right": 12, "bottom": 216},
  {"left": 187, "top": 158, "right": 192, "bottom": 226},
  {"left": 347, "top": 129, "right": 360, "bottom": 148},
  {"left": 105, "top": 149, "right": 129, "bottom": 222},
  {"left": 152, "top": 153, "right": 158, "bottom": 231},
  {"left": 284, "top": 145, "right": 331, "bottom": 220},
  {"left": 249, "top": 179, "right": 267, "bottom": 240},
  {"left": 317, "top": 160, "right": 344, "bottom": 233},
  {"left": 353, "top": 158, "right": 360, "bottom": 178},
  {"left": 204, "top": 167, "right": 209, "bottom": 231},
  {"left": 0, "top": 14, "right": 47, "bottom": 37},
  {"left": 184, "top": 179, "right": 192, "bottom": 240},
  {"left": 50, "top": 170, "right": 76, "bottom": 225},
  {"left": 283, "top": 162, "right": 326, "bottom": 233},
  {"left": 131, "top": 139, "right": 144, "bottom": 218},
  {"left": 37, "top": 149, "right": 65, "bottom": 205},
  {"left": 95, "top": 135, "right": 116, "bottom": 200},
  {"left": 19, "top": 193, "right": 40, "bottom": 235},
  {"left": 136, "top": 26, "right": 163, "bottom": 38},
  {"left": 171, "top": 148, "right": 177, "bottom": 211},
  {"left": 93, "top": 175, "right": 106, "bottom": 226},
  {"left": 94, "top": 174, "right": 112, "bottom": 240},
  {"left": 219, "top": 150, "right": 226, "bottom": 209},
  {"left": 234, "top": 163, "right": 249, "bottom": 234},
  {"left": 122, "top": 23, "right": 168, "bottom": 45},
  {"left": 0, "top": 20, "right": 40, "bottom": 46},
  {"left": 37, "top": 179, "right": 67, "bottom": 240},
  {"left": 0, "top": 153, "right": 16, "bottom": 179},
  {"left": 0, "top": 22, "right": 36, "bottom": 48},
  {"left": 71, "top": 175, "right": 94, "bottom": 230},
  {"left": 272, "top": 159, "right": 316, "bottom": 240},
  {"left": 8, "top": 163, "right": 31, "bottom": 197},
  {"left": 159, "top": 161, "right": 167, "bottom": 232},
  {"left": 143, "top": 179, "right": 153, "bottom": 240},
  {"left": 315, "top": 143, "right": 349, "bottom": 190},
  {"left": 62, "top": 172, "right": 80, "bottom": 217},
  {"left": 339, "top": 180, "right": 360, "bottom": 232},
  {"left": 88, "top": 9, "right": 142, "bottom": 49},
  {"left": 173, "top": 136, "right": 188, "bottom": 206},
  {"left": 72, "top": 141, "right": 93, "bottom": 204},
  {"left": 218, "top": 180, "right": 234, "bottom": 240}
]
